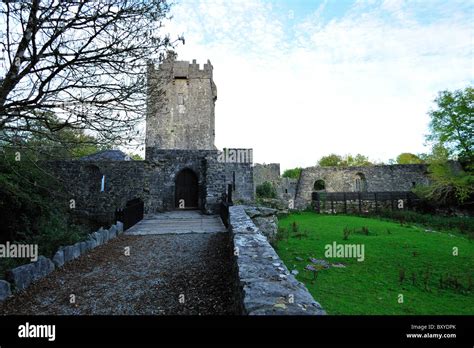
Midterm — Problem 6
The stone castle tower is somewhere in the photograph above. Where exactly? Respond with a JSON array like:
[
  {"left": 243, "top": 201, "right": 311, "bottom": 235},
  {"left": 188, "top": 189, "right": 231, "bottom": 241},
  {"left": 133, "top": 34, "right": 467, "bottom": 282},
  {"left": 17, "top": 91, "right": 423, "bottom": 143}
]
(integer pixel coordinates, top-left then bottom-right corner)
[{"left": 145, "top": 55, "right": 217, "bottom": 152}]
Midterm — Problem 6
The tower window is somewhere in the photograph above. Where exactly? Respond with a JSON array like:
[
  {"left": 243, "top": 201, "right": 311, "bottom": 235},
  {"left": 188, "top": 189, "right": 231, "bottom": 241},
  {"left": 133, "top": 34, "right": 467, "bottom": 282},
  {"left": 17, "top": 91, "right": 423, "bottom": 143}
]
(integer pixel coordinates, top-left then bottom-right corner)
[{"left": 178, "top": 94, "right": 184, "bottom": 105}]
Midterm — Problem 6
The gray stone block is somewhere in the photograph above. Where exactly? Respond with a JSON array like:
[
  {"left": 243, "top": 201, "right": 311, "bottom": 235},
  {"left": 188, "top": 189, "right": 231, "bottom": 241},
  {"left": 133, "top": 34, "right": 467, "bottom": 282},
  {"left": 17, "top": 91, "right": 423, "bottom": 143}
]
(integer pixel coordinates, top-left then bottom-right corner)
[
  {"left": 63, "top": 244, "right": 80, "bottom": 263},
  {"left": 32, "top": 256, "right": 55, "bottom": 281},
  {"left": 78, "top": 241, "right": 88, "bottom": 254},
  {"left": 116, "top": 221, "right": 124, "bottom": 234},
  {"left": 86, "top": 239, "right": 96, "bottom": 250},
  {"left": 101, "top": 229, "right": 110, "bottom": 243},
  {"left": 7, "top": 262, "right": 34, "bottom": 291},
  {"left": 52, "top": 250, "right": 65, "bottom": 268},
  {"left": 0, "top": 280, "right": 12, "bottom": 301},
  {"left": 108, "top": 225, "right": 118, "bottom": 239},
  {"left": 91, "top": 231, "right": 103, "bottom": 245}
]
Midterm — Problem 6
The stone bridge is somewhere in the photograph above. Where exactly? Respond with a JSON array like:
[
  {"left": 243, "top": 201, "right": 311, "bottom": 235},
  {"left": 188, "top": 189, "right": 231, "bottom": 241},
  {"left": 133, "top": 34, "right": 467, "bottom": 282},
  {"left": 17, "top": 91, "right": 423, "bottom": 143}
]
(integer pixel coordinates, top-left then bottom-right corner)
[
  {"left": 1, "top": 209, "right": 324, "bottom": 315},
  {"left": 1, "top": 211, "right": 239, "bottom": 315}
]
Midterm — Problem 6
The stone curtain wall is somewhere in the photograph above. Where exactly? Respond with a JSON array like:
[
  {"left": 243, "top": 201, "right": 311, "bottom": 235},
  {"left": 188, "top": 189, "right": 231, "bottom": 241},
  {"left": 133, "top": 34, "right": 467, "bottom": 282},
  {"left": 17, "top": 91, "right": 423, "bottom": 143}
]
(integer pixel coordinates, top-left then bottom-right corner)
[
  {"left": 223, "top": 161, "right": 254, "bottom": 203},
  {"left": 295, "top": 164, "right": 430, "bottom": 209},
  {"left": 146, "top": 59, "right": 217, "bottom": 150},
  {"left": 228, "top": 205, "right": 325, "bottom": 315},
  {"left": 253, "top": 163, "right": 281, "bottom": 190},
  {"left": 46, "top": 149, "right": 256, "bottom": 219},
  {"left": 144, "top": 149, "right": 227, "bottom": 214},
  {"left": 204, "top": 153, "right": 227, "bottom": 214},
  {"left": 275, "top": 177, "right": 298, "bottom": 203},
  {"left": 46, "top": 161, "right": 147, "bottom": 226}
]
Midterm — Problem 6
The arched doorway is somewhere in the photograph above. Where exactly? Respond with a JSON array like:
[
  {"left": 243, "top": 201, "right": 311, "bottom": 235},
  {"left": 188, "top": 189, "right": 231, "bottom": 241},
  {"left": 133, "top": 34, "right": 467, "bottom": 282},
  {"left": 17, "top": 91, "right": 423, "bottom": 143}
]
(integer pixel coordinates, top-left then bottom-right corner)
[
  {"left": 175, "top": 168, "right": 199, "bottom": 209},
  {"left": 354, "top": 172, "right": 367, "bottom": 192},
  {"left": 313, "top": 179, "right": 326, "bottom": 191}
]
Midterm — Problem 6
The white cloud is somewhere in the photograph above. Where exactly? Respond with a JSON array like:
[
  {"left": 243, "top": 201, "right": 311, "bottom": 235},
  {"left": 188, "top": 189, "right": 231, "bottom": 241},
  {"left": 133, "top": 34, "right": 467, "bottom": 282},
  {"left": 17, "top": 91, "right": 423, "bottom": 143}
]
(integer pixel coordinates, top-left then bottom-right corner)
[{"left": 161, "top": 0, "right": 473, "bottom": 170}]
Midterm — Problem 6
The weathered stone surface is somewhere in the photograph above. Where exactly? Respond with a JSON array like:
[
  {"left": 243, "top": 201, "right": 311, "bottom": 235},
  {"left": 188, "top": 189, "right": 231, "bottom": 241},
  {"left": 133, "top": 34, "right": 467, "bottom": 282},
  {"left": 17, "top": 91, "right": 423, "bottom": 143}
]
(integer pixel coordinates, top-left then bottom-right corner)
[
  {"left": 253, "top": 216, "right": 278, "bottom": 243},
  {"left": 63, "top": 244, "right": 80, "bottom": 263},
  {"left": 91, "top": 230, "right": 103, "bottom": 246},
  {"left": 0, "top": 280, "right": 12, "bottom": 301},
  {"left": 78, "top": 241, "right": 88, "bottom": 254},
  {"left": 146, "top": 58, "right": 216, "bottom": 150},
  {"left": 242, "top": 206, "right": 279, "bottom": 243},
  {"left": 86, "top": 239, "right": 97, "bottom": 250},
  {"left": 294, "top": 164, "right": 432, "bottom": 209},
  {"left": 116, "top": 221, "right": 124, "bottom": 234},
  {"left": 52, "top": 250, "right": 65, "bottom": 267},
  {"left": 6, "top": 256, "right": 55, "bottom": 291},
  {"left": 7, "top": 263, "right": 35, "bottom": 291},
  {"left": 32, "top": 256, "right": 55, "bottom": 281},
  {"left": 229, "top": 205, "right": 325, "bottom": 315},
  {"left": 309, "top": 258, "right": 330, "bottom": 269},
  {"left": 108, "top": 225, "right": 118, "bottom": 239}
]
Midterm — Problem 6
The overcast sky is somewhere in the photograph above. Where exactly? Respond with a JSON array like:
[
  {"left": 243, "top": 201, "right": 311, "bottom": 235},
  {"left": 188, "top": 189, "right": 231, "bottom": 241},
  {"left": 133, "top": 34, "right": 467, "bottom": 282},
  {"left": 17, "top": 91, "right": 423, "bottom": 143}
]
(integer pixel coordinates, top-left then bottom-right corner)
[{"left": 164, "top": 0, "right": 473, "bottom": 170}]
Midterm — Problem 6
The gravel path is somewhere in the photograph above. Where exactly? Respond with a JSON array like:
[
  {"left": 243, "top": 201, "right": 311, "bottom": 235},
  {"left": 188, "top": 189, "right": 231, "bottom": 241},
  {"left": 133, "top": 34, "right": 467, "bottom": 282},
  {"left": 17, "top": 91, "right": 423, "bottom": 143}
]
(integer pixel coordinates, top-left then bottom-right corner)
[{"left": 0, "top": 233, "right": 240, "bottom": 315}]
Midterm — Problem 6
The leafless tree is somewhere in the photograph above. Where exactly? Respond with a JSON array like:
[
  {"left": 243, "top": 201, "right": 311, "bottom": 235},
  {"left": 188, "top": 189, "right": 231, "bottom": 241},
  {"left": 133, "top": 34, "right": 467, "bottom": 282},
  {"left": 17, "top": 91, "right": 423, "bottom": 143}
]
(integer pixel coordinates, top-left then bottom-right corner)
[{"left": 0, "top": 0, "right": 182, "bottom": 149}]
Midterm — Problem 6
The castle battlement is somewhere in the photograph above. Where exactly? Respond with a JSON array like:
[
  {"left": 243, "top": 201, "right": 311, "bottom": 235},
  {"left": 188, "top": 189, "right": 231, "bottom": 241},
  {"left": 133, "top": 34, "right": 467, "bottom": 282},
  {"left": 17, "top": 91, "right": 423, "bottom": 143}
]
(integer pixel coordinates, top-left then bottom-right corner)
[{"left": 148, "top": 58, "right": 213, "bottom": 80}]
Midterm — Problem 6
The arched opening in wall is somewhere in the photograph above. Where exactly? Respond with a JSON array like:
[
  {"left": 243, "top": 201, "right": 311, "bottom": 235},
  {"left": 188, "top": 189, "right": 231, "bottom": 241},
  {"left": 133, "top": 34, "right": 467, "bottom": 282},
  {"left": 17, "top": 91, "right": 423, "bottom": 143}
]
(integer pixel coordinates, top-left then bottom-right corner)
[
  {"left": 313, "top": 179, "right": 326, "bottom": 191},
  {"left": 175, "top": 168, "right": 199, "bottom": 209},
  {"left": 355, "top": 173, "right": 367, "bottom": 192}
]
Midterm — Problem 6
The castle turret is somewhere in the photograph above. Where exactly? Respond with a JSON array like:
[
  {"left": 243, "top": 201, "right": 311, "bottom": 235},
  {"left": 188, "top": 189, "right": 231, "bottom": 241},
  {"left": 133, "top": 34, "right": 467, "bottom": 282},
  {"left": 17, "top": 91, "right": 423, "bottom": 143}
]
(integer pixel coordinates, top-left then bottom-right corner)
[{"left": 145, "top": 55, "right": 217, "bottom": 153}]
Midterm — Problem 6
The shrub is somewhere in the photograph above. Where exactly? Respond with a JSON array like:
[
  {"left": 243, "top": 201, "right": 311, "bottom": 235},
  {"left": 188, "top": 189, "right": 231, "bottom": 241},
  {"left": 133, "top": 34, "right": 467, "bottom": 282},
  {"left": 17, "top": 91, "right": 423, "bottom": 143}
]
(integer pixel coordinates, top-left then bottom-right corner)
[
  {"left": 361, "top": 210, "right": 474, "bottom": 235},
  {"left": 256, "top": 181, "right": 277, "bottom": 199}
]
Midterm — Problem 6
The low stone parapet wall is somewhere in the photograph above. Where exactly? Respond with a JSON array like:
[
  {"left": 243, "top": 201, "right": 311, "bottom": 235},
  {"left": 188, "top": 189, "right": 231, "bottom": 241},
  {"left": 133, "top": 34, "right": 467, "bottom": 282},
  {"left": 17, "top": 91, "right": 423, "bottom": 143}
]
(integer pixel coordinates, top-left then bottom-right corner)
[
  {"left": 229, "top": 205, "right": 325, "bottom": 315},
  {"left": 0, "top": 222, "right": 124, "bottom": 302}
]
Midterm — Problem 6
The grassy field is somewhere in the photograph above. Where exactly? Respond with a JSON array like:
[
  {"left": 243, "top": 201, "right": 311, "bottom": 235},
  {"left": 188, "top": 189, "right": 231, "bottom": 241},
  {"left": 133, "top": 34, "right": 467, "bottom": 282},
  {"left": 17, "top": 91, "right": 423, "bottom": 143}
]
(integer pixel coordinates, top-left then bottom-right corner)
[{"left": 276, "top": 212, "right": 474, "bottom": 315}]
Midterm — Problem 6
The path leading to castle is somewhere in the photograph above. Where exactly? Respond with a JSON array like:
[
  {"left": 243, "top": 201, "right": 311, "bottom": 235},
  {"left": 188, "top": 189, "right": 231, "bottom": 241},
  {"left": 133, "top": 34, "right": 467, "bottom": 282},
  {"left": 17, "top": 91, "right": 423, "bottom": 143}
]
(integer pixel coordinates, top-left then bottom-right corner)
[{"left": 1, "top": 211, "right": 239, "bottom": 315}]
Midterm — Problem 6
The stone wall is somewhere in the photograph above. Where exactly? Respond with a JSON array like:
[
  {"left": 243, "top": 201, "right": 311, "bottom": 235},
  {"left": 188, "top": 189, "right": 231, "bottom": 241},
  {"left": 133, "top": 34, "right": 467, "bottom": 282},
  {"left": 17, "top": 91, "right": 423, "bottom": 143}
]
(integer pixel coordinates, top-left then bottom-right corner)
[
  {"left": 46, "top": 160, "right": 147, "bottom": 227},
  {"left": 146, "top": 57, "right": 217, "bottom": 150},
  {"left": 228, "top": 205, "right": 325, "bottom": 315},
  {"left": 46, "top": 148, "right": 256, "bottom": 222},
  {"left": 0, "top": 222, "right": 124, "bottom": 302},
  {"left": 145, "top": 149, "right": 215, "bottom": 212},
  {"left": 253, "top": 163, "right": 280, "bottom": 190},
  {"left": 223, "top": 161, "right": 254, "bottom": 203},
  {"left": 295, "top": 164, "right": 430, "bottom": 209}
]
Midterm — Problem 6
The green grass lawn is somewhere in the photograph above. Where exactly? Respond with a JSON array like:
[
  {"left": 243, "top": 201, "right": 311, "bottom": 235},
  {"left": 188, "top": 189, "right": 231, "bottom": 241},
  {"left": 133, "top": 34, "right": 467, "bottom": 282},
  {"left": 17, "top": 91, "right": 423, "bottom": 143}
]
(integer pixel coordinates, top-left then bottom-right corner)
[{"left": 276, "top": 212, "right": 474, "bottom": 315}]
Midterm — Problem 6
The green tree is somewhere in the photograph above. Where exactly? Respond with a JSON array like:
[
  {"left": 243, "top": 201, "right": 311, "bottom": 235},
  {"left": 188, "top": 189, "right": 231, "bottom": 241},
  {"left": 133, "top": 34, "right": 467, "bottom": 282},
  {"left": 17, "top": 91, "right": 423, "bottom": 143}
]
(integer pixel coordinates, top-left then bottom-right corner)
[
  {"left": 17, "top": 112, "right": 110, "bottom": 159},
  {"left": 128, "top": 153, "right": 144, "bottom": 161},
  {"left": 344, "top": 154, "right": 373, "bottom": 166},
  {"left": 396, "top": 153, "right": 424, "bottom": 164},
  {"left": 256, "top": 181, "right": 277, "bottom": 199},
  {"left": 318, "top": 154, "right": 343, "bottom": 167},
  {"left": 282, "top": 167, "right": 302, "bottom": 179},
  {"left": 318, "top": 153, "right": 372, "bottom": 167},
  {"left": 427, "top": 87, "right": 473, "bottom": 163}
]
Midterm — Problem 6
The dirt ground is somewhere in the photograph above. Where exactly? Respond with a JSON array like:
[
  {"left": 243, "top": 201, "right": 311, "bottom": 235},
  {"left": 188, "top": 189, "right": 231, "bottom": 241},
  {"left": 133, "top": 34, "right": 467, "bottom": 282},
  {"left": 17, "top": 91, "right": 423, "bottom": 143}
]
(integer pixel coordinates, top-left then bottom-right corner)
[{"left": 0, "top": 233, "right": 240, "bottom": 315}]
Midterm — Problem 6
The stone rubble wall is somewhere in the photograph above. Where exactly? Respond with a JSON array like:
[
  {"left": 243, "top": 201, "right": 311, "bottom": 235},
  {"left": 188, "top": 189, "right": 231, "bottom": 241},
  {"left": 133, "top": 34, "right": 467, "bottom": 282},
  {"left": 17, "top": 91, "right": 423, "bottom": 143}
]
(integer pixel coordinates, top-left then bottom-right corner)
[
  {"left": 0, "top": 222, "right": 124, "bottom": 302},
  {"left": 253, "top": 163, "right": 281, "bottom": 191},
  {"left": 295, "top": 164, "right": 431, "bottom": 209},
  {"left": 228, "top": 205, "right": 325, "bottom": 315},
  {"left": 223, "top": 160, "right": 254, "bottom": 203}
]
